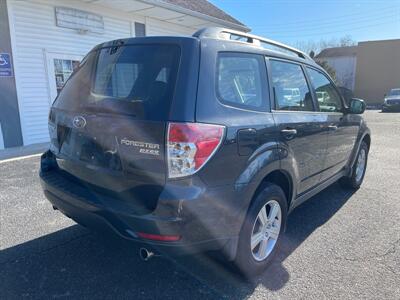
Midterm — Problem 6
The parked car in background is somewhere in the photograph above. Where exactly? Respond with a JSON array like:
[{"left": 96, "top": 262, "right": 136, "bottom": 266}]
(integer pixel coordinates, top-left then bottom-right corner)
[
  {"left": 382, "top": 88, "right": 400, "bottom": 112},
  {"left": 39, "top": 27, "right": 371, "bottom": 276},
  {"left": 283, "top": 88, "right": 301, "bottom": 102}
]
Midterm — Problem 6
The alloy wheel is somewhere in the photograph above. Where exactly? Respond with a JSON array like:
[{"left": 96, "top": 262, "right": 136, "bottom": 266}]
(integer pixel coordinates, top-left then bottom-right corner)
[
  {"left": 250, "top": 200, "right": 282, "bottom": 261},
  {"left": 355, "top": 148, "right": 366, "bottom": 182}
]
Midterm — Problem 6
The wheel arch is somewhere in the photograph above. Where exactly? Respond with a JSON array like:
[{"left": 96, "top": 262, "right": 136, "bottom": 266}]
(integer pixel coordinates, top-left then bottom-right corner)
[
  {"left": 252, "top": 169, "right": 294, "bottom": 211},
  {"left": 349, "top": 131, "right": 371, "bottom": 171},
  {"left": 226, "top": 168, "right": 294, "bottom": 261},
  {"left": 362, "top": 133, "right": 371, "bottom": 150}
]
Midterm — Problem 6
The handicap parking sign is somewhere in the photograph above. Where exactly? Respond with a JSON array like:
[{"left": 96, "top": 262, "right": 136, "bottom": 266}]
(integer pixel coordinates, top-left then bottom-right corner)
[{"left": 0, "top": 53, "right": 13, "bottom": 77}]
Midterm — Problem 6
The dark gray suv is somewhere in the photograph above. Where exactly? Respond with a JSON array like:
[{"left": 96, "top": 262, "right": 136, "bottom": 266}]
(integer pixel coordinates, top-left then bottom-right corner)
[{"left": 40, "top": 27, "right": 371, "bottom": 275}]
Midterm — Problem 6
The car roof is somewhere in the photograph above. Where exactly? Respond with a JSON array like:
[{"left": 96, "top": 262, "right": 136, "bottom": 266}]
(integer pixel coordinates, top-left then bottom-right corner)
[
  {"left": 193, "top": 27, "right": 319, "bottom": 66},
  {"left": 90, "top": 27, "right": 321, "bottom": 69},
  {"left": 92, "top": 36, "right": 198, "bottom": 50}
]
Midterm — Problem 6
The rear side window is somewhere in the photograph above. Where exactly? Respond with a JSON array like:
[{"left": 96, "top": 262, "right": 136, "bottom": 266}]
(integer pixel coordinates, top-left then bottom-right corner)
[
  {"left": 54, "top": 44, "right": 180, "bottom": 120},
  {"left": 217, "top": 53, "right": 267, "bottom": 110},
  {"left": 306, "top": 68, "right": 343, "bottom": 113},
  {"left": 270, "top": 60, "right": 314, "bottom": 111}
]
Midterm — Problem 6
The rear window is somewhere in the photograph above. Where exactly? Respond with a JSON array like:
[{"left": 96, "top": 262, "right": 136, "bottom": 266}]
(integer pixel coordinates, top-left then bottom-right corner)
[{"left": 54, "top": 44, "right": 180, "bottom": 120}]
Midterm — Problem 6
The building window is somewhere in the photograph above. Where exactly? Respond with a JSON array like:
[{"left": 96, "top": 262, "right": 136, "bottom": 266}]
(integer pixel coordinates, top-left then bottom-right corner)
[
  {"left": 54, "top": 59, "right": 80, "bottom": 95},
  {"left": 135, "top": 22, "right": 146, "bottom": 37}
]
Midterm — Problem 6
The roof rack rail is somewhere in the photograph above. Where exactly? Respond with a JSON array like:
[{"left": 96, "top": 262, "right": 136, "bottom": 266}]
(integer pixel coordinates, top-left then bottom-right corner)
[{"left": 193, "top": 27, "right": 311, "bottom": 60}]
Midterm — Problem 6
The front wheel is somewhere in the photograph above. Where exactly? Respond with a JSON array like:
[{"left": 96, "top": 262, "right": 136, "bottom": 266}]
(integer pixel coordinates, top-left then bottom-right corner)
[
  {"left": 233, "top": 183, "right": 287, "bottom": 277},
  {"left": 340, "top": 141, "right": 369, "bottom": 189}
]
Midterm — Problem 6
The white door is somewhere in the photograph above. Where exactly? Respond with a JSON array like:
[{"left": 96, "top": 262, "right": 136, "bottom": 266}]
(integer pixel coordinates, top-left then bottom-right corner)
[{"left": 46, "top": 52, "right": 83, "bottom": 104}]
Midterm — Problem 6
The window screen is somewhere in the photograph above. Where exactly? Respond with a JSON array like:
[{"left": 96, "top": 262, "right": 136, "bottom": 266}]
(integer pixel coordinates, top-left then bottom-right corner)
[
  {"left": 217, "top": 53, "right": 266, "bottom": 110},
  {"left": 270, "top": 60, "right": 314, "bottom": 111},
  {"left": 135, "top": 22, "right": 146, "bottom": 37},
  {"left": 54, "top": 59, "right": 80, "bottom": 95}
]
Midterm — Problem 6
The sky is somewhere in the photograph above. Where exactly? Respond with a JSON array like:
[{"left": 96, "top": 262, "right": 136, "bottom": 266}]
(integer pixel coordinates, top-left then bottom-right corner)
[{"left": 210, "top": 0, "right": 400, "bottom": 48}]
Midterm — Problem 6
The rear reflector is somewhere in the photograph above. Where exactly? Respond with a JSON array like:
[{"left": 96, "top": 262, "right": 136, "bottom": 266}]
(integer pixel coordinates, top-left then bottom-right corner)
[
  {"left": 136, "top": 232, "right": 181, "bottom": 242},
  {"left": 167, "top": 122, "right": 225, "bottom": 178}
]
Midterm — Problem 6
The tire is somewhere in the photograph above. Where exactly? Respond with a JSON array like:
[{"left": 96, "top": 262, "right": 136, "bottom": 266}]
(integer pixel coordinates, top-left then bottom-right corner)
[
  {"left": 233, "top": 183, "right": 287, "bottom": 277},
  {"left": 340, "top": 141, "right": 369, "bottom": 189}
]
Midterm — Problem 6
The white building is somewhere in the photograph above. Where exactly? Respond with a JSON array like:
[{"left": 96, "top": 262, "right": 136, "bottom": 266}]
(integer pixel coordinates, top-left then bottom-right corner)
[
  {"left": 0, "top": 0, "right": 248, "bottom": 149},
  {"left": 315, "top": 46, "right": 358, "bottom": 91}
]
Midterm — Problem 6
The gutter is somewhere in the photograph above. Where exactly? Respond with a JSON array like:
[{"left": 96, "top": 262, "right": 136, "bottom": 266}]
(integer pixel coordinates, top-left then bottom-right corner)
[{"left": 138, "top": 0, "right": 251, "bottom": 32}]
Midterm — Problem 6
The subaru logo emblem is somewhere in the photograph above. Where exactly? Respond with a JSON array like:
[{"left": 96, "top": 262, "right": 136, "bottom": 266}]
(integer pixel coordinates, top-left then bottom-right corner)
[{"left": 72, "top": 116, "right": 86, "bottom": 129}]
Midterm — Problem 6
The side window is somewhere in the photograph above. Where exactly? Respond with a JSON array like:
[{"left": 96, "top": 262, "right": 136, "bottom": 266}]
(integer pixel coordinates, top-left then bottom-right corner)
[
  {"left": 217, "top": 53, "right": 267, "bottom": 110},
  {"left": 306, "top": 68, "right": 343, "bottom": 113},
  {"left": 270, "top": 60, "right": 314, "bottom": 111}
]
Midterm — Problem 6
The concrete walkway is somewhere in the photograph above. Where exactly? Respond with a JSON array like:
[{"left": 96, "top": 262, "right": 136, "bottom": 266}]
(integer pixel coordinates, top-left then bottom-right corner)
[{"left": 0, "top": 142, "right": 49, "bottom": 162}]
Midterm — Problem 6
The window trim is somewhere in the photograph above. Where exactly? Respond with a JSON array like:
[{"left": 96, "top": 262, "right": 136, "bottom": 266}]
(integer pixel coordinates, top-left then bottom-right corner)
[
  {"left": 305, "top": 65, "right": 347, "bottom": 113},
  {"left": 266, "top": 57, "right": 317, "bottom": 112},
  {"left": 216, "top": 51, "right": 270, "bottom": 112}
]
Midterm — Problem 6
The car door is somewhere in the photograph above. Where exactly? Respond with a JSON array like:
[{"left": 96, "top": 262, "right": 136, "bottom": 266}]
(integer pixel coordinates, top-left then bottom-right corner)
[
  {"left": 268, "top": 59, "right": 328, "bottom": 195},
  {"left": 305, "top": 67, "right": 358, "bottom": 181}
]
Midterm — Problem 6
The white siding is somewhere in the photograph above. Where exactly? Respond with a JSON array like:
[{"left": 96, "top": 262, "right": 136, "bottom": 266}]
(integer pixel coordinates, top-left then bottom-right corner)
[
  {"left": 324, "top": 56, "right": 357, "bottom": 91},
  {"left": 7, "top": 0, "right": 195, "bottom": 146},
  {"left": 146, "top": 18, "right": 194, "bottom": 36}
]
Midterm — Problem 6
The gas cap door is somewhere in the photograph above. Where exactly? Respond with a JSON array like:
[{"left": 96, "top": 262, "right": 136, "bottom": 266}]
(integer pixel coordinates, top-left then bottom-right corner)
[{"left": 237, "top": 128, "right": 258, "bottom": 156}]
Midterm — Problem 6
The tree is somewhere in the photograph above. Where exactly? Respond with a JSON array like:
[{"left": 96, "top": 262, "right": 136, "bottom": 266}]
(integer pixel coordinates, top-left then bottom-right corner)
[
  {"left": 293, "top": 35, "right": 356, "bottom": 56},
  {"left": 292, "top": 36, "right": 356, "bottom": 84},
  {"left": 315, "top": 60, "right": 337, "bottom": 82}
]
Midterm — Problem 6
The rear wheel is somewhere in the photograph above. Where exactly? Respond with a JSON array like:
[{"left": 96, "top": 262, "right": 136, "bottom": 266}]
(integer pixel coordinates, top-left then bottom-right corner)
[
  {"left": 340, "top": 141, "right": 368, "bottom": 189},
  {"left": 234, "top": 183, "right": 287, "bottom": 277}
]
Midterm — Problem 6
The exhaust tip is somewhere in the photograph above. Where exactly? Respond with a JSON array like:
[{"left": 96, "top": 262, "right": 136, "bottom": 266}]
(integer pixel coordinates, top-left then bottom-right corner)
[{"left": 139, "top": 248, "right": 154, "bottom": 261}]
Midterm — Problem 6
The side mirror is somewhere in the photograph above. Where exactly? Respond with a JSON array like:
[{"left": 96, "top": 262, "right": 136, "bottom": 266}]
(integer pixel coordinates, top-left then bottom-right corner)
[{"left": 349, "top": 98, "right": 366, "bottom": 114}]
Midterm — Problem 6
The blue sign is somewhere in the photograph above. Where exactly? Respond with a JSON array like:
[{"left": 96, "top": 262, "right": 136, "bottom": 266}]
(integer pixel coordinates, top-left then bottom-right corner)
[{"left": 0, "top": 53, "right": 13, "bottom": 77}]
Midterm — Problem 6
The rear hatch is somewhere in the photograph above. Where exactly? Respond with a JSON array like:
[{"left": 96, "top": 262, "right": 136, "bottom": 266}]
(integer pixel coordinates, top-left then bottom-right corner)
[{"left": 48, "top": 39, "right": 196, "bottom": 213}]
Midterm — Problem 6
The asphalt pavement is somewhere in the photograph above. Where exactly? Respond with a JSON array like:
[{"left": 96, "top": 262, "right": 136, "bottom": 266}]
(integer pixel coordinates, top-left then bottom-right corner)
[{"left": 1, "top": 110, "right": 399, "bottom": 299}]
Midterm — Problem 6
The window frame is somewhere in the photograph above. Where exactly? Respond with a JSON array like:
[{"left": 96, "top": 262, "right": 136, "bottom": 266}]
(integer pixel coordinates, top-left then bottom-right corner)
[
  {"left": 216, "top": 52, "right": 270, "bottom": 112},
  {"left": 266, "top": 57, "right": 317, "bottom": 113},
  {"left": 304, "top": 66, "right": 347, "bottom": 114}
]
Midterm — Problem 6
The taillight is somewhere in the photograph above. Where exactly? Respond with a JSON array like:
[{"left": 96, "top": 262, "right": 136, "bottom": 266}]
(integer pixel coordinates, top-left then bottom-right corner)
[{"left": 167, "top": 122, "right": 225, "bottom": 178}]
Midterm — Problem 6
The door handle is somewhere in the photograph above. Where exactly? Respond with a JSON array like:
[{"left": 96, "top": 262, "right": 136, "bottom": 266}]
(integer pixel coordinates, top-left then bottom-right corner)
[
  {"left": 281, "top": 128, "right": 297, "bottom": 139},
  {"left": 327, "top": 125, "right": 338, "bottom": 131}
]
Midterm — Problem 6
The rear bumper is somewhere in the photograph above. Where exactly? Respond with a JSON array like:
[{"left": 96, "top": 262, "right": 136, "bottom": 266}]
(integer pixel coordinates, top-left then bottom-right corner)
[{"left": 39, "top": 151, "right": 244, "bottom": 258}]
